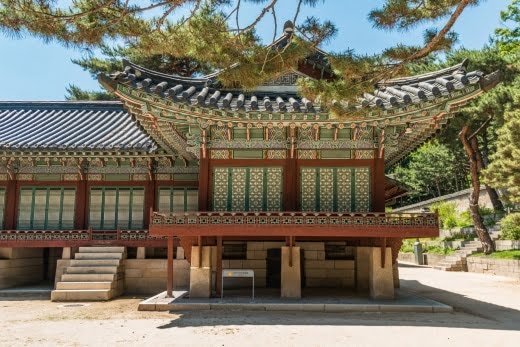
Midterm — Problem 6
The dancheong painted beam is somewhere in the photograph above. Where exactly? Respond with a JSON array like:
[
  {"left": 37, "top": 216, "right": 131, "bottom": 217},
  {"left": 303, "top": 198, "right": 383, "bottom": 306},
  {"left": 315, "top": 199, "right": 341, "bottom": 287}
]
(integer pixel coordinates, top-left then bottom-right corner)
[
  {"left": 0, "top": 229, "right": 167, "bottom": 247},
  {"left": 149, "top": 211, "right": 439, "bottom": 238}
]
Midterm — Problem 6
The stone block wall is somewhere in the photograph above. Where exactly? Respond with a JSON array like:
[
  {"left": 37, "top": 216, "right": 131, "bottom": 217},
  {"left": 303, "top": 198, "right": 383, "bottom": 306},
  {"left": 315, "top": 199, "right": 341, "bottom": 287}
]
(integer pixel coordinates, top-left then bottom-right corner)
[
  {"left": 222, "top": 241, "right": 281, "bottom": 288},
  {"left": 467, "top": 257, "right": 520, "bottom": 279},
  {"left": 222, "top": 241, "right": 355, "bottom": 288},
  {"left": 124, "top": 259, "right": 190, "bottom": 294},
  {"left": 0, "top": 248, "right": 45, "bottom": 289},
  {"left": 495, "top": 240, "right": 520, "bottom": 251},
  {"left": 297, "top": 242, "right": 355, "bottom": 288}
]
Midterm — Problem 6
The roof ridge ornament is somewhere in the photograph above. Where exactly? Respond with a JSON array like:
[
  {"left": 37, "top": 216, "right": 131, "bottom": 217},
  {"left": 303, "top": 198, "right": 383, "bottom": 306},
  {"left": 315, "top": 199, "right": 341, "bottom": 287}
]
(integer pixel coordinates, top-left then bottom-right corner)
[{"left": 283, "top": 20, "right": 295, "bottom": 34}]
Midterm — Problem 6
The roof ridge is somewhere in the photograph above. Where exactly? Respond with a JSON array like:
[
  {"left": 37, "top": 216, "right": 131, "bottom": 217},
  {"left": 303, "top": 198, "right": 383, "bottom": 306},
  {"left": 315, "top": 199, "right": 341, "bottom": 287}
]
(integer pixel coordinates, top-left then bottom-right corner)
[{"left": 0, "top": 101, "right": 124, "bottom": 110}]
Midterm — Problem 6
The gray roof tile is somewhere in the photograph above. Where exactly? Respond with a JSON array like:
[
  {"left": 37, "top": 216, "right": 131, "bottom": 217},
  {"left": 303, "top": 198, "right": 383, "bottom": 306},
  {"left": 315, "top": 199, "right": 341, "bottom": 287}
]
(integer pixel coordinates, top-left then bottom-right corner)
[{"left": 0, "top": 101, "right": 158, "bottom": 153}]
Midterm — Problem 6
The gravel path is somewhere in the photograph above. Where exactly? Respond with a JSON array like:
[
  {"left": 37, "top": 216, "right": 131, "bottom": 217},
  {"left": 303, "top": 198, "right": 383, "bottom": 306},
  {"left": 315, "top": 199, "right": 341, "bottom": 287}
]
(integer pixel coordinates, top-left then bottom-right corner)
[{"left": 1, "top": 264, "right": 519, "bottom": 347}]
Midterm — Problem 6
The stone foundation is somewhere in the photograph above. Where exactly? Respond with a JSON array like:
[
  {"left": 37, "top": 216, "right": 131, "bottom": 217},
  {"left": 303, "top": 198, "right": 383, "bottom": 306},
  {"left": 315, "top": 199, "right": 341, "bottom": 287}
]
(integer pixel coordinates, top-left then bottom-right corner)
[
  {"left": 0, "top": 248, "right": 60, "bottom": 289},
  {"left": 125, "top": 259, "right": 190, "bottom": 294}
]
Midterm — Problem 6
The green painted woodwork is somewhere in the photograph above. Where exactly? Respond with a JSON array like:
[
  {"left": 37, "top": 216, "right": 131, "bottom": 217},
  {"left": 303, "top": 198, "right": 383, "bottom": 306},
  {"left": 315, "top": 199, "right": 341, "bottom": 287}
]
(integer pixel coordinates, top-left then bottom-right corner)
[
  {"left": 173, "top": 174, "right": 199, "bottom": 181},
  {"left": 158, "top": 187, "right": 198, "bottom": 212},
  {"left": 105, "top": 174, "right": 131, "bottom": 181},
  {"left": 300, "top": 167, "right": 370, "bottom": 212},
  {"left": 33, "top": 174, "right": 61, "bottom": 181},
  {"left": 320, "top": 149, "right": 352, "bottom": 159},
  {"left": 17, "top": 187, "right": 76, "bottom": 230},
  {"left": 0, "top": 188, "right": 5, "bottom": 229},
  {"left": 89, "top": 187, "right": 145, "bottom": 230},
  {"left": 212, "top": 167, "right": 283, "bottom": 211},
  {"left": 233, "top": 150, "right": 264, "bottom": 159}
]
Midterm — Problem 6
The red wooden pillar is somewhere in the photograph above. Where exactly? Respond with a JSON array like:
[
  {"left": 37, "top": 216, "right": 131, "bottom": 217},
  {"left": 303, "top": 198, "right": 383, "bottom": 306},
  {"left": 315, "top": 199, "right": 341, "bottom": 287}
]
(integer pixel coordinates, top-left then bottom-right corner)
[
  {"left": 4, "top": 178, "right": 18, "bottom": 229},
  {"left": 198, "top": 148, "right": 210, "bottom": 211},
  {"left": 167, "top": 236, "right": 174, "bottom": 297},
  {"left": 75, "top": 176, "right": 88, "bottom": 229},
  {"left": 372, "top": 154, "right": 386, "bottom": 212}
]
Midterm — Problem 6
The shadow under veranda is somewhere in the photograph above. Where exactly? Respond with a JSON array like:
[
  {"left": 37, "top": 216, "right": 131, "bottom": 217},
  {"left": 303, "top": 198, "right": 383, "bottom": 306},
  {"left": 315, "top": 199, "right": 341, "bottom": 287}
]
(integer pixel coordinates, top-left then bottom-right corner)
[{"left": 156, "top": 279, "right": 520, "bottom": 332}]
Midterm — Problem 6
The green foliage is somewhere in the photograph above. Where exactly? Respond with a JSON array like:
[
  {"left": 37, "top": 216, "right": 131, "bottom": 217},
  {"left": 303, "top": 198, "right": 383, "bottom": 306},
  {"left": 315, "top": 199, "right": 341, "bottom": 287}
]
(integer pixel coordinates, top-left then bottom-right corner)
[
  {"left": 457, "top": 211, "right": 474, "bottom": 229},
  {"left": 471, "top": 250, "right": 520, "bottom": 259},
  {"left": 0, "top": 1, "right": 488, "bottom": 105},
  {"left": 499, "top": 213, "right": 520, "bottom": 240},
  {"left": 443, "top": 230, "right": 475, "bottom": 241},
  {"left": 494, "top": 0, "right": 520, "bottom": 58},
  {"left": 65, "top": 85, "right": 116, "bottom": 101},
  {"left": 400, "top": 239, "right": 415, "bottom": 253},
  {"left": 424, "top": 245, "right": 455, "bottom": 256},
  {"left": 392, "top": 141, "right": 460, "bottom": 202},
  {"left": 483, "top": 108, "right": 520, "bottom": 204},
  {"left": 430, "top": 202, "right": 458, "bottom": 229}
]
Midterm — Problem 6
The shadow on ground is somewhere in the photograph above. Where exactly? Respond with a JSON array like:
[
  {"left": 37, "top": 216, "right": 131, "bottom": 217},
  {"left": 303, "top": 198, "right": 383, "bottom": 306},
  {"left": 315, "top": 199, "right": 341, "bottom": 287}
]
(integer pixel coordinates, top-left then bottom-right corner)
[{"left": 156, "top": 278, "right": 520, "bottom": 332}]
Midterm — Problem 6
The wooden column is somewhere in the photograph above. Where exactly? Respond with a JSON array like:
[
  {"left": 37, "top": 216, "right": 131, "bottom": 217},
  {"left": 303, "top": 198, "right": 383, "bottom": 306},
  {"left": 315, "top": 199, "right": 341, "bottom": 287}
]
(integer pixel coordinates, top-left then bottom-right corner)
[
  {"left": 372, "top": 156, "right": 386, "bottom": 212},
  {"left": 215, "top": 236, "right": 223, "bottom": 297},
  {"left": 167, "top": 236, "right": 174, "bottom": 297},
  {"left": 144, "top": 164, "right": 157, "bottom": 229},
  {"left": 75, "top": 176, "right": 88, "bottom": 229},
  {"left": 3, "top": 178, "right": 18, "bottom": 229},
  {"left": 198, "top": 148, "right": 210, "bottom": 211}
]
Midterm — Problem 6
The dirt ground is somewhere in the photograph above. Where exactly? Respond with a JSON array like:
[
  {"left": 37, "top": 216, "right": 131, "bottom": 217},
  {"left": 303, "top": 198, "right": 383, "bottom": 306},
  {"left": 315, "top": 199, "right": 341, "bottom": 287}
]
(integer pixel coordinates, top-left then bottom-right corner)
[{"left": 1, "top": 264, "right": 519, "bottom": 347}]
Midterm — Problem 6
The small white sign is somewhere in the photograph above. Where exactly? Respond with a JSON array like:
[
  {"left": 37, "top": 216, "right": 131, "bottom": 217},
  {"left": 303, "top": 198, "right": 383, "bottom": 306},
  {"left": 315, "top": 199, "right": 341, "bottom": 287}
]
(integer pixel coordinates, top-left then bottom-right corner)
[{"left": 222, "top": 269, "right": 254, "bottom": 278}]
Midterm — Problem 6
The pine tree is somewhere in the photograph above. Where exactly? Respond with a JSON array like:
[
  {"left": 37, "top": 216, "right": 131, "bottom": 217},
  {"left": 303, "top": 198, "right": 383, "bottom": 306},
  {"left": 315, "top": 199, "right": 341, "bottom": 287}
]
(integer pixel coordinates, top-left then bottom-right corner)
[{"left": 0, "top": 0, "right": 484, "bottom": 104}]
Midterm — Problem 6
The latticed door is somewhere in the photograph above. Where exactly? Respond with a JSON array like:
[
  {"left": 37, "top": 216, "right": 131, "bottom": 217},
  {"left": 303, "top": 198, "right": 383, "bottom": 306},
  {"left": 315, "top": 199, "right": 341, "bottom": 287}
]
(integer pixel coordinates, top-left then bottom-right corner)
[
  {"left": 158, "top": 187, "right": 198, "bottom": 212},
  {"left": 89, "top": 187, "right": 145, "bottom": 229},
  {"left": 212, "top": 167, "right": 283, "bottom": 211},
  {"left": 300, "top": 167, "right": 370, "bottom": 212},
  {"left": 17, "top": 187, "right": 76, "bottom": 230}
]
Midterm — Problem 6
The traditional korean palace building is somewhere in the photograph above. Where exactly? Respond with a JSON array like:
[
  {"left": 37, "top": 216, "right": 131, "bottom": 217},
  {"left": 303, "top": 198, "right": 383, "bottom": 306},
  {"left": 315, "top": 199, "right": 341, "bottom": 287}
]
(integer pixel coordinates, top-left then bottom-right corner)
[{"left": 0, "top": 24, "right": 499, "bottom": 301}]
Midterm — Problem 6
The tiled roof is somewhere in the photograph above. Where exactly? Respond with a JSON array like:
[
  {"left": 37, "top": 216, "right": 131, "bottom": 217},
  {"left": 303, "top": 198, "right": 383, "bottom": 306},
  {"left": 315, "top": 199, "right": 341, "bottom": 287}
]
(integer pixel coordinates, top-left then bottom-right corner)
[
  {"left": 101, "top": 58, "right": 485, "bottom": 115},
  {"left": 0, "top": 101, "right": 158, "bottom": 153}
]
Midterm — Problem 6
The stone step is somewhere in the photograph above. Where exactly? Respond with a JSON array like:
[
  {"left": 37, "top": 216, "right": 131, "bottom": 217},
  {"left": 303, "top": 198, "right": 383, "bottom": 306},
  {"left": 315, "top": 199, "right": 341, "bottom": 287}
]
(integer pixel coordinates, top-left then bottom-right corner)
[
  {"left": 65, "top": 266, "right": 120, "bottom": 274},
  {"left": 56, "top": 281, "right": 114, "bottom": 290},
  {"left": 51, "top": 289, "right": 113, "bottom": 301},
  {"left": 75, "top": 253, "right": 123, "bottom": 260},
  {"left": 78, "top": 247, "right": 125, "bottom": 254},
  {"left": 69, "top": 259, "right": 121, "bottom": 267},
  {"left": 61, "top": 273, "right": 117, "bottom": 282}
]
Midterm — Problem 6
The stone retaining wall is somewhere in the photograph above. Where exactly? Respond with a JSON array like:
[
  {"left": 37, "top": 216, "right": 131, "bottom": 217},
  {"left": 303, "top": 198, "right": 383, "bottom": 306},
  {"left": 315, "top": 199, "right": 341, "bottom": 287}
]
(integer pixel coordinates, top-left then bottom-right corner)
[
  {"left": 495, "top": 240, "right": 520, "bottom": 251},
  {"left": 124, "top": 259, "right": 190, "bottom": 294},
  {"left": 467, "top": 257, "right": 520, "bottom": 279},
  {"left": 398, "top": 252, "right": 447, "bottom": 267}
]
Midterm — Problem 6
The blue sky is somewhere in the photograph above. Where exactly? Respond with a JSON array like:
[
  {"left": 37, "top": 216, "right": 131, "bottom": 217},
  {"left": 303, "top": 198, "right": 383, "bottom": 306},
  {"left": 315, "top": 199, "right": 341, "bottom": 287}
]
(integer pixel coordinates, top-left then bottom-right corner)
[{"left": 0, "top": 0, "right": 510, "bottom": 101}]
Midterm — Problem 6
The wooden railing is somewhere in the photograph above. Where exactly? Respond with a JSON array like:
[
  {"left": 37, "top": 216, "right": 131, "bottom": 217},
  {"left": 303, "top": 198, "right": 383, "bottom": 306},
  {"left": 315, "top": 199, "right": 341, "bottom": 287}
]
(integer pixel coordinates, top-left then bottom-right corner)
[
  {"left": 151, "top": 211, "right": 439, "bottom": 228},
  {"left": 0, "top": 229, "right": 167, "bottom": 246}
]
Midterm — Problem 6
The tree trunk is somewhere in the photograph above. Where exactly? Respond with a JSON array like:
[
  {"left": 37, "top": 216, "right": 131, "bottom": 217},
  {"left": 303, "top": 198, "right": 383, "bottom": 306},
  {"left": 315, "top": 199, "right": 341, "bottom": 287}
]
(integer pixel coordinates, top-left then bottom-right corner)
[
  {"left": 479, "top": 130, "right": 505, "bottom": 212},
  {"left": 459, "top": 125, "right": 495, "bottom": 254}
]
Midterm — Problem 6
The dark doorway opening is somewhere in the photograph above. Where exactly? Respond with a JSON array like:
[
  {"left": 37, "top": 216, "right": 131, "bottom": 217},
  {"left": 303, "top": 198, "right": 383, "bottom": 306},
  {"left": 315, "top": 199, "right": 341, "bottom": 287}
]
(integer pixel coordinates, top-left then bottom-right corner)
[{"left": 266, "top": 248, "right": 305, "bottom": 288}]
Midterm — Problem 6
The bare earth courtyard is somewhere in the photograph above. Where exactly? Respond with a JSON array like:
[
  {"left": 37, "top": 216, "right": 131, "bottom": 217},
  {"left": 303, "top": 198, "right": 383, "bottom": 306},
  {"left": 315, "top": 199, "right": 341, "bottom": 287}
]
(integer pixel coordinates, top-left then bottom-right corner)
[{"left": 1, "top": 264, "right": 519, "bottom": 347}]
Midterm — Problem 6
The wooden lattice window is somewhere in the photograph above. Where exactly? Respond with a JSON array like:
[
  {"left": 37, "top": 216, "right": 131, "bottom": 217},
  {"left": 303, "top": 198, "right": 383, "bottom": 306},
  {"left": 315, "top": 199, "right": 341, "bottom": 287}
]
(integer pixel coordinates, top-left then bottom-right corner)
[
  {"left": 212, "top": 167, "right": 283, "bottom": 212},
  {"left": 300, "top": 167, "right": 370, "bottom": 212},
  {"left": 17, "top": 187, "right": 76, "bottom": 230},
  {"left": 89, "top": 187, "right": 144, "bottom": 230},
  {"left": 0, "top": 188, "right": 5, "bottom": 229},
  {"left": 158, "top": 187, "right": 198, "bottom": 212}
]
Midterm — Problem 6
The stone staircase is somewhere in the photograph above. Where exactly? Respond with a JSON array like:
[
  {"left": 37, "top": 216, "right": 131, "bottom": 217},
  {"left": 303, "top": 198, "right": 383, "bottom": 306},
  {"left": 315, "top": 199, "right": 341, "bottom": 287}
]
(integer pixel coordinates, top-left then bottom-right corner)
[
  {"left": 433, "top": 240, "right": 483, "bottom": 272},
  {"left": 51, "top": 247, "right": 126, "bottom": 301}
]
